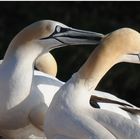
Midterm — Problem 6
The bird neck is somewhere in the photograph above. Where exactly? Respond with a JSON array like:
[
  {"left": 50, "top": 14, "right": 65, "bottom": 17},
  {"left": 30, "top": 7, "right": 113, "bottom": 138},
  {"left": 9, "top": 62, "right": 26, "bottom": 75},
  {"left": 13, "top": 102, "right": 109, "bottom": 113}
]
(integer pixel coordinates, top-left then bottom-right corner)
[
  {"left": 61, "top": 44, "right": 120, "bottom": 112},
  {"left": 1, "top": 39, "right": 44, "bottom": 109},
  {"left": 78, "top": 44, "right": 120, "bottom": 91}
]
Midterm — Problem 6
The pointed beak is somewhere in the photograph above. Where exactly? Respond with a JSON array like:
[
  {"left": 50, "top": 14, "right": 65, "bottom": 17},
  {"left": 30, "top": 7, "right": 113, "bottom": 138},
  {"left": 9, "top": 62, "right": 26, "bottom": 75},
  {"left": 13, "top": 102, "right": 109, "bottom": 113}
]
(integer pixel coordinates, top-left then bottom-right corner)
[{"left": 52, "top": 28, "right": 104, "bottom": 45}]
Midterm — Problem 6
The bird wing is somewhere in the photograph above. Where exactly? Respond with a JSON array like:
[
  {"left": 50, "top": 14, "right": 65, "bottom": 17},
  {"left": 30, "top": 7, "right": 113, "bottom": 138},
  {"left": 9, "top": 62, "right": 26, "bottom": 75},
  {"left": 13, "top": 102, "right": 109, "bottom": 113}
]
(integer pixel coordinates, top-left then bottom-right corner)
[
  {"left": 120, "top": 107, "right": 140, "bottom": 114},
  {"left": 90, "top": 95, "right": 133, "bottom": 107},
  {"left": 91, "top": 108, "right": 140, "bottom": 139},
  {"left": 90, "top": 95, "right": 140, "bottom": 115},
  {"left": 28, "top": 103, "right": 48, "bottom": 131},
  {"left": 92, "top": 90, "right": 135, "bottom": 107},
  {"left": 89, "top": 94, "right": 140, "bottom": 138}
]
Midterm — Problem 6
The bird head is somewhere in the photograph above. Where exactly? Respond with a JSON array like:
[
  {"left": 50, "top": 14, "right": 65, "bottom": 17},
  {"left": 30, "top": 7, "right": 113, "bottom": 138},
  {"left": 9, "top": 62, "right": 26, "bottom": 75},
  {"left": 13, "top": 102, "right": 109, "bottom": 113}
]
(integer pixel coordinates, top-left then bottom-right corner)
[
  {"left": 100, "top": 28, "right": 140, "bottom": 64},
  {"left": 15, "top": 20, "right": 104, "bottom": 52}
]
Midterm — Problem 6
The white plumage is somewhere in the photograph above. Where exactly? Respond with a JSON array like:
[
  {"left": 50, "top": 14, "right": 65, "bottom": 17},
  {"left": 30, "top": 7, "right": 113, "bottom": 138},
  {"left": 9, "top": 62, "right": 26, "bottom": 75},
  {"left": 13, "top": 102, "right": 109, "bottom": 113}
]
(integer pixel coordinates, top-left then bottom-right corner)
[
  {"left": 0, "top": 20, "right": 103, "bottom": 138},
  {"left": 45, "top": 28, "right": 140, "bottom": 139}
]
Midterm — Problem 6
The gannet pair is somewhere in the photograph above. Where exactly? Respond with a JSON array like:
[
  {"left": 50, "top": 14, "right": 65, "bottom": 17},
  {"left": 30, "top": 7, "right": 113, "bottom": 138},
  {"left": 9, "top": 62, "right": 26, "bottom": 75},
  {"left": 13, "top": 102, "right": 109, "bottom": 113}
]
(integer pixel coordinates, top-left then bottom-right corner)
[
  {"left": 0, "top": 20, "right": 103, "bottom": 138},
  {"left": 45, "top": 28, "right": 140, "bottom": 139}
]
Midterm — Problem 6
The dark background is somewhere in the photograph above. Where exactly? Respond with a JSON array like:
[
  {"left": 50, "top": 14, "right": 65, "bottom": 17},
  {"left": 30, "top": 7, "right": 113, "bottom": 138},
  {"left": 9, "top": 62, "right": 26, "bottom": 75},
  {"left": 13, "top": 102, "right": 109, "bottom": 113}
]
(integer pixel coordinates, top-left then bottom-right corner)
[{"left": 0, "top": 1, "right": 140, "bottom": 106}]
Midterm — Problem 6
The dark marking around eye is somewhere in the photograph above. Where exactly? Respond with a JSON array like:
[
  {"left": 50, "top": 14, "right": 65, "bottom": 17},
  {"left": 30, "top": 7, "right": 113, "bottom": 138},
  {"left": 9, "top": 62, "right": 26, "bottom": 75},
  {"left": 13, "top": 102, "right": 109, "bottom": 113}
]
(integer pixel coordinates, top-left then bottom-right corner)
[
  {"left": 56, "top": 26, "right": 61, "bottom": 33},
  {"left": 55, "top": 25, "right": 70, "bottom": 33},
  {"left": 40, "top": 25, "right": 70, "bottom": 40}
]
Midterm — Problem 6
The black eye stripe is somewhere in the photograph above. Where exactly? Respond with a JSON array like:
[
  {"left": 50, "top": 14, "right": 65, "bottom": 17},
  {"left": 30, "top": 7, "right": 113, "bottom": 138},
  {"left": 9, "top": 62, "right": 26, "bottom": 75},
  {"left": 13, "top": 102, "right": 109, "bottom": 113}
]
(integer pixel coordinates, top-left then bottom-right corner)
[
  {"left": 56, "top": 26, "right": 61, "bottom": 32},
  {"left": 55, "top": 25, "right": 70, "bottom": 33},
  {"left": 40, "top": 25, "right": 70, "bottom": 40}
]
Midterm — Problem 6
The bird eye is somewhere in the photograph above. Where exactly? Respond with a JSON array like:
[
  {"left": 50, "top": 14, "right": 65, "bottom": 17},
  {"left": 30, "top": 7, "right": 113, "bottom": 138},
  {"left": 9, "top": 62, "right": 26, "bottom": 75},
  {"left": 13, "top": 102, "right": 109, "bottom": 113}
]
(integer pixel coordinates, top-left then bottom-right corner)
[
  {"left": 56, "top": 26, "right": 61, "bottom": 33},
  {"left": 55, "top": 25, "right": 70, "bottom": 34}
]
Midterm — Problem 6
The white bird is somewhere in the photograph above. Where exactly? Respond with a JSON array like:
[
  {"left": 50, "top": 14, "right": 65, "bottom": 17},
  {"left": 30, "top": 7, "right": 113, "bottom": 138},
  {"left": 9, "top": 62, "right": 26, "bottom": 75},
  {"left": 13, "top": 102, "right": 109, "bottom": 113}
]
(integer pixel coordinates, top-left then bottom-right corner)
[
  {"left": 0, "top": 20, "right": 103, "bottom": 138},
  {"left": 0, "top": 52, "right": 58, "bottom": 138},
  {"left": 45, "top": 28, "right": 140, "bottom": 139}
]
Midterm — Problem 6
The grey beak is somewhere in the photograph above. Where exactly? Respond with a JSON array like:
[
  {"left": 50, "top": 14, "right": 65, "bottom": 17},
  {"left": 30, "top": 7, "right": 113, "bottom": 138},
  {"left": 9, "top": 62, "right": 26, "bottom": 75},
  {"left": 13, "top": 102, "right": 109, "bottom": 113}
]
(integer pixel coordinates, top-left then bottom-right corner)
[{"left": 52, "top": 28, "right": 104, "bottom": 45}]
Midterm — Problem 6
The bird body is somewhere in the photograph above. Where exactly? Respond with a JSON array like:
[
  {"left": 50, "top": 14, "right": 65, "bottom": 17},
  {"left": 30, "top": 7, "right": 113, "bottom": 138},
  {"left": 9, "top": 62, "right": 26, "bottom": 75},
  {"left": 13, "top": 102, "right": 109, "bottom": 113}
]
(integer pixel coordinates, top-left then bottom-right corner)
[
  {"left": 45, "top": 28, "right": 140, "bottom": 139},
  {"left": 0, "top": 20, "right": 103, "bottom": 138},
  {"left": 0, "top": 70, "right": 62, "bottom": 138},
  {"left": 90, "top": 90, "right": 140, "bottom": 120}
]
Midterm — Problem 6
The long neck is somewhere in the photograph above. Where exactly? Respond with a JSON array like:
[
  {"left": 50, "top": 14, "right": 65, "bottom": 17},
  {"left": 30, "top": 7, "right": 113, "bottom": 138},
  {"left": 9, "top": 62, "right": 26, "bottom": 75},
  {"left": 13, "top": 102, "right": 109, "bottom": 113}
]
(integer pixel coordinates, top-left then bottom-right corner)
[
  {"left": 1, "top": 35, "right": 43, "bottom": 109},
  {"left": 62, "top": 43, "right": 120, "bottom": 110},
  {"left": 78, "top": 43, "right": 120, "bottom": 91}
]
